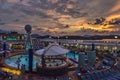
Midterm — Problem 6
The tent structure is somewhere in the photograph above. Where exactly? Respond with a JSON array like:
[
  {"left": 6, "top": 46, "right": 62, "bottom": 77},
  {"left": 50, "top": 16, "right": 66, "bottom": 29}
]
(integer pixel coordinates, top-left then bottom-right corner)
[
  {"left": 0, "top": 50, "right": 10, "bottom": 54},
  {"left": 35, "top": 43, "right": 70, "bottom": 75},
  {"left": 35, "top": 43, "right": 69, "bottom": 56}
]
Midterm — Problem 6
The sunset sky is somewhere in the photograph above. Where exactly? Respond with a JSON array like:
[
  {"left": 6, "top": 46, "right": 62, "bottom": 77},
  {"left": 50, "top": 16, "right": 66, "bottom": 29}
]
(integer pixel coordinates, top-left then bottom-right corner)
[{"left": 0, "top": 0, "right": 120, "bottom": 36}]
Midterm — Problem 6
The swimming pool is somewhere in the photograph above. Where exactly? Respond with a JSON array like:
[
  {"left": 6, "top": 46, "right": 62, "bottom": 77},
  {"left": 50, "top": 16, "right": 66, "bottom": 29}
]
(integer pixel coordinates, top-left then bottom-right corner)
[
  {"left": 5, "top": 54, "right": 39, "bottom": 70},
  {"left": 67, "top": 52, "right": 79, "bottom": 61},
  {"left": 5, "top": 52, "right": 79, "bottom": 69}
]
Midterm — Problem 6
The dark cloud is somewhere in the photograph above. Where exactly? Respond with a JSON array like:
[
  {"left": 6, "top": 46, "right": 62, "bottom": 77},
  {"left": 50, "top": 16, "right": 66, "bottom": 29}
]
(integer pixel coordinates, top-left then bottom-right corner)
[
  {"left": 88, "top": 17, "right": 106, "bottom": 25},
  {"left": 29, "top": 0, "right": 87, "bottom": 18},
  {"left": 94, "top": 17, "right": 106, "bottom": 25},
  {"left": 109, "top": 18, "right": 120, "bottom": 25},
  {"left": 19, "top": 7, "right": 50, "bottom": 18},
  {"left": 0, "top": 22, "right": 5, "bottom": 25},
  {"left": 10, "top": 3, "right": 52, "bottom": 19},
  {"left": 28, "top": 0, "right": 59, "bottom": 10},
  {"left": 36, "top": 27, "right": 45, "bottom": 31},
  {"left": 59, "top": 31, "right": 68, "bottom": 35},
  {"left": 55, "top": 5, "right": 66, "bottom": 14},
  {"left": 63, "top": 25, "right": 70, "bottom": 28},
  {"left": 73, "top": 28, "right": 111, "bottom": 36},
  {"left": 109, "top": 25, "right": 119, "bottom": 29},
  {"left": 13, "top": 19, "right": 20, "bottom": 22},
  {"left": 0, "top": 0, "right": 120, "bottom": 35},
  {"left": 66, "top": 9, "right": 88, "bottom": 18},
  {"left": 88, "top": 17, "right": 120, "bottom": 27},
  {"left": 56, "top": 24, "right": 70, "bottom": 29}
]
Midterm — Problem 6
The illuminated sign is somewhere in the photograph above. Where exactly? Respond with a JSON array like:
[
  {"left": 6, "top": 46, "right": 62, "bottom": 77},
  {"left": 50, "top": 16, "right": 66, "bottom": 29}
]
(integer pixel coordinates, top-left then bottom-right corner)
[
  {"left": 6, "top": 38, "right": 19, "bottom": 40},
  {"left": 12, "top": 44, "right": 24, "bottom": 49}
]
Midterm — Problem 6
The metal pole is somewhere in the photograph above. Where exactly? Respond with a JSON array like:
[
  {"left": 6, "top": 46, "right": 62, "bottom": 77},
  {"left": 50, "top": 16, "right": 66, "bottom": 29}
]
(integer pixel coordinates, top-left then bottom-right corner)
[
  {"left": 58, "top": 36, "right": 59, "bottom": 44},
  {"left": 65, "top": 36, "right": 68, "bottom": 57},
  {"left": 115, "top": 36, "right": 118, "bottom": 52}
]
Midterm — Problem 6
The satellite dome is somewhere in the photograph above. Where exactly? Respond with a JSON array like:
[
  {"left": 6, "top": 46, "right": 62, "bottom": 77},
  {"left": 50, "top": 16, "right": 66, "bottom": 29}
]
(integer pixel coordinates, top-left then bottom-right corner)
[{"left": 25, "top": 24, "right": 32, "bottom": 33}]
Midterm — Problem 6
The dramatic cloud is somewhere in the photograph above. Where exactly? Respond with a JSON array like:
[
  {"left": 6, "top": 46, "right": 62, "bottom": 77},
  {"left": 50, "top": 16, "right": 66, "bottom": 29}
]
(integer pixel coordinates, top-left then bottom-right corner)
[
  {"left": 0, "top": 0, "right": 120, "bottom": 35},
  {"left": 109, "top": 18, "right": 120, "bottom": 25}
]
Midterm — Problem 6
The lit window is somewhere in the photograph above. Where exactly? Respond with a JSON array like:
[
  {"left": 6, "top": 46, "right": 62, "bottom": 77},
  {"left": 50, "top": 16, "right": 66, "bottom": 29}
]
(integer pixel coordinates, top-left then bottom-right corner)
[{"left": 96, "top": 46, "right": 100, "bottom": 49}]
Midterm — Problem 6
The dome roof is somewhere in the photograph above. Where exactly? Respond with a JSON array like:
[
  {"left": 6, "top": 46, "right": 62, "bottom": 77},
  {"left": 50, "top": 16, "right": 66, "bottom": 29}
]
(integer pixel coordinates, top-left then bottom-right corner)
[{"left": 35, "top": 43, "right": 69, "bottom": 56}]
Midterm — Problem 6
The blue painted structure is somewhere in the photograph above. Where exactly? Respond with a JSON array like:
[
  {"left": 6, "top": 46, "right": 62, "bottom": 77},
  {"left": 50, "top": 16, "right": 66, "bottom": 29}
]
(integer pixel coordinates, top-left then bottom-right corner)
[
  {"left": 3, "top": 42, "right": 6, "bottom": 57},
  {"left": 92, "top": 43, "right": 95, "bottom": 51},
  {"left": 28, "top": 49, "right": 34, "bottom": 72}
]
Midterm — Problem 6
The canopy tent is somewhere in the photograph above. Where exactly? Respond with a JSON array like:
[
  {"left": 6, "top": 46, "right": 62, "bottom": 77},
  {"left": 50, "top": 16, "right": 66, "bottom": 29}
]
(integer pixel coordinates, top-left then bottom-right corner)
[
  {"left": 35, "top": 43, "right": 69, "bottom": 56},
  {"left": 0, "top": 50, "right": 11, "bottom": 54}
]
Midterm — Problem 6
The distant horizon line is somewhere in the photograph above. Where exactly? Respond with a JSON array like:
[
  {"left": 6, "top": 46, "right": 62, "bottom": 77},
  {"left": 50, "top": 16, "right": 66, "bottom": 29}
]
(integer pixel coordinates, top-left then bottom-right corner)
[{"left": 0, "top": 29, "right": 120, "bottom": 37}]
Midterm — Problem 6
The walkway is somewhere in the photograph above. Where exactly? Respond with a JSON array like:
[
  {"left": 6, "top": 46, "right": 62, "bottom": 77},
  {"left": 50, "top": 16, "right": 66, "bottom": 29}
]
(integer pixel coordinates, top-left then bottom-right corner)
[{"left": 0, "top": 71, "right": 79, "bottom": 80}]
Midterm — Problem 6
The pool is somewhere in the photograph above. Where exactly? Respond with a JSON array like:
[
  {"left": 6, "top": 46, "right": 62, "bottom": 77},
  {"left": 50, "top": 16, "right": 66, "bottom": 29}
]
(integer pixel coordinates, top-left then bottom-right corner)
[
  {"left": 67, "top": 52, "right": 79, "bottom": 61},
  {"left": 5, "top": 54, "right": 39, "bottom": 70},
  {"left": 5, "top": 52, "right": 79, "bottom": 69}
]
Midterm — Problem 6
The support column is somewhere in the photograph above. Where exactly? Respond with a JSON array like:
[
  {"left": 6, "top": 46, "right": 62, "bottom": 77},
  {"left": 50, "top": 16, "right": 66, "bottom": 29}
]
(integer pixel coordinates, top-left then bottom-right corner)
[
  {"left": 28, "top": 49, "right": 34, "bottom": 72},
  {"left": 3, "top": 42, "right": 6, "bottom": 57}
]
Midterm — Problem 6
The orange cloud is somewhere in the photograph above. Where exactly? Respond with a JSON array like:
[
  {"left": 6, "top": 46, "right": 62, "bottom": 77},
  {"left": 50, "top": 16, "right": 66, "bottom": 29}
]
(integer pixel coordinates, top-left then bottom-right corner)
[
  {"left": 0, "top": 0, "right": 120, "bottom": 36},
  {"left": 106, "top": 14, "right": 120, "bottom": 21},
  {"left": 109, "top": 0, "right": 120, "bottom": 13}
]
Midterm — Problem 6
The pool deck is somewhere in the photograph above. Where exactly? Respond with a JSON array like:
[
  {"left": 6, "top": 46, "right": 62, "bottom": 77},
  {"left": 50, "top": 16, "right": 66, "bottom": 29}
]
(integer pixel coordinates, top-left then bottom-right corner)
[
  {"left": 0, "top": 52, "right": 24, "bottom": 68},
  {"left": 9, "top": 71, "right": 79, "bottom": 80},
  {"left": 0, "top": 52, "right": 79, "bottom": 80}
]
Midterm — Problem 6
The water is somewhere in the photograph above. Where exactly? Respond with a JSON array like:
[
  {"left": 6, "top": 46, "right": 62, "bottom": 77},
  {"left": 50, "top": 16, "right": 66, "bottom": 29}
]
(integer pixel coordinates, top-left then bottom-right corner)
[
  {"left": 67, "top": 52, "right": 79, "bottom": 61},
  {"left": 5, "top": 54, "right": 39, "bottom": 70},
  {"left": 5, "top": 53, "right": 79, "bottom": 69}
]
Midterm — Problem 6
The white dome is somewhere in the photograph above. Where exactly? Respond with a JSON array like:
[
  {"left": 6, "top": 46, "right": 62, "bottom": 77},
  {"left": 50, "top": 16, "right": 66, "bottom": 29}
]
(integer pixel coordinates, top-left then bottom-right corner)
[{"left": 35, "top": 43, "right": 69, "bottom": 56}]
